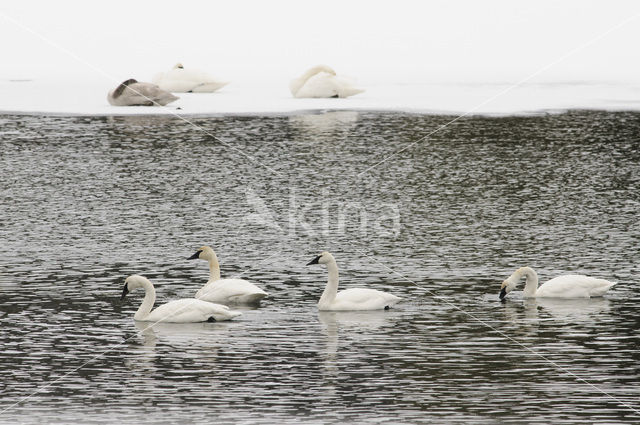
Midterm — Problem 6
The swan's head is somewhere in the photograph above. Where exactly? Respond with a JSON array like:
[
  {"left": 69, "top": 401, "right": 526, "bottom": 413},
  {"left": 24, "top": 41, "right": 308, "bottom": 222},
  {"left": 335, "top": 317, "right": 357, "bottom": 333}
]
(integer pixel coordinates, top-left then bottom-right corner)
[
  {"left": 111, "top": 78, "right": 138, "bottom": 99},
  {"left": 306, "top": 251, "right": 334, "bottom": 266},
  {"left": 121, "top": 274, "right": 150, "bottom": 300},
  {"left": 499, "top": 276, "right": 519, "bottom": 300},
  {"left": 174, "top": 63, "right": 184, "bottom": 69},
  {"left": 187, "top": 246, "right": 215, "bottom": 261}
]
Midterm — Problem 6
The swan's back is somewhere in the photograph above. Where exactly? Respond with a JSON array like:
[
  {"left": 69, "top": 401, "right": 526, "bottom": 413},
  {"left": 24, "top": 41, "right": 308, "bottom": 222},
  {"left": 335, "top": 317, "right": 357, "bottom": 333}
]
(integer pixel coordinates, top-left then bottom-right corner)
[
  {"left": 153, "top": 68, "right": 228, "bottom": 93},
  {"left": 325, "top": 288, "right": 400, "bottom": 311},
  {"left": 108, "top": 80, "right": 178, "bottom": 106},
  {"left": 293, "top": 73, "right": 364, "bottom": 98},
  {"left": 293, "top": 72, "right": 339, "bottom": 98},
  {"left": 144, "top": 298, "right": 241, "bottom": 322},
  {"left": 537, "top": 275, "right": 616, "bottom": 298},
  {"left": 196, "top": 278, "right": 268, "bottom": 305}
]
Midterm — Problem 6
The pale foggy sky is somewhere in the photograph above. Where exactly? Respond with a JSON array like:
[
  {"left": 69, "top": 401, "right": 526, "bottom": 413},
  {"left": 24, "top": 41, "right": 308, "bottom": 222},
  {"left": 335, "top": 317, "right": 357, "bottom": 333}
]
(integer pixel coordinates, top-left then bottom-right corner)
[{"left": 1, "top": 0, "right": 639, "bottom": 85}]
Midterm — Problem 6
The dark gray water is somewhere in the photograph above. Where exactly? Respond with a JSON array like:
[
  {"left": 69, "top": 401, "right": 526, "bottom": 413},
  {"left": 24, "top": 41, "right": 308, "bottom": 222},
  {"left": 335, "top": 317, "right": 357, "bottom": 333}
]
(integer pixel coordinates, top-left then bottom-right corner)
[{"left": 1, "top": 110, "right": 639, "bottom": 424}]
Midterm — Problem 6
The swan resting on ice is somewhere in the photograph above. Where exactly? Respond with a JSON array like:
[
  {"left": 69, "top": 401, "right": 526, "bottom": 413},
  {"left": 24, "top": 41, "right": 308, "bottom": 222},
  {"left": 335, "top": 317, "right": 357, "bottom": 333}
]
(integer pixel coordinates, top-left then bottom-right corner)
[
  {"left": 153, "top": 63, "right": 229, "bottom": 93},
  {"left": 120, "top": 275, "right": 241, "bottom": 322},
  {"left": 499, "top": 267, "right": 616, "bottom": 300},
  {"left": 107, "top": 79, "right": 179, "bottom": 106},
  {"left": 187, "top": 246, "right": 268, "bottom": 305},
  {"left": 306, "top": 251, "right": 400, "bottom": 311},
  {"left": 290, "top": 65, "right": 364, "bottom": 98}
]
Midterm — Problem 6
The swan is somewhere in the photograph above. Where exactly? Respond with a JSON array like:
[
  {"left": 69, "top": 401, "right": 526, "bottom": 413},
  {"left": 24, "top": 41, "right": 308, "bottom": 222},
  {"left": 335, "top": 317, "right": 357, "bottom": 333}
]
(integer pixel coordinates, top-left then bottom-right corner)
[
  {"left": 290, "top": 65, "right": 364, "bottom": 98},
  {"left": 306, "top": 251, "right": 400, "bottom": 311},
  {"left": 152, "top": 63, "right": 229, "bottom": 93},
  {"left": 187, "top": 246, "right": 268, "bottom": 305},
  {"left": 120, "top": 275, "right": 242, "bottom": 322},
  {"left": 499, "top": 267, "right": 616, "bottom": 300},
  {"left": 107, "top": 79, "right": 179, "bottom": 106}
]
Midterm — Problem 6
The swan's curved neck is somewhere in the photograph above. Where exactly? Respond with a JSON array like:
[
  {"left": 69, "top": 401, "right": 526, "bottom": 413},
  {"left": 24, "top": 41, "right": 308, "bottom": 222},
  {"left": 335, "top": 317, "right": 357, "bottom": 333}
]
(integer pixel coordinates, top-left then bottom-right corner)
[
  {"left": 207, "top": 251, "right": 221, "bottom": 281},
  {"left": 301, "top": 66, "right": 331, "bottom": 82},
  {"left": 319, "top": 259, "right": 339, "bottom": 306},
  {"left": 134, "top": 280, "right": 156, "bottom": 320},
  {"left": 291, "top": 65, "right": 335, "bottom": 95},
  {"left": 518, "top": 267, "right": 539, "bottom": 297}
]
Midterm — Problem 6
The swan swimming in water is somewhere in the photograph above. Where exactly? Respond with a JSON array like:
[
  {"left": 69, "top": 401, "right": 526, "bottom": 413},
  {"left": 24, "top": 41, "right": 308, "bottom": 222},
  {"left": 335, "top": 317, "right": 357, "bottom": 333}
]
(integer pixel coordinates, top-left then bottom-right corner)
[
  {"left": 153, "top": 63, "right": 229, "bottom": 93},
  {"left": 120, "top": 275, "right": 241, "bottom": 322},
  {"left": 290, "top": 65, "right": 364, "bottom": 98},
  {"left": 188, "top": 246, "right": 268, "bottom": 305},
  {"left": 107, "top": 79, "right": 179, "bottom": 106},
  {"left": 306, "top": 251, "right": 400, "bottom": 311},
  {"left": 499, "top": 267, "right": 616, "bottom": 300}
]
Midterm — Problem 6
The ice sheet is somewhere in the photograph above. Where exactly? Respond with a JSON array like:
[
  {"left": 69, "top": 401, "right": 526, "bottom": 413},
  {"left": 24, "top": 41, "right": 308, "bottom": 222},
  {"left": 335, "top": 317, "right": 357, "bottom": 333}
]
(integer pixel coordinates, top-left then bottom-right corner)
[{"left": 1, "top": 78, "right": 639, "bottom": 116}]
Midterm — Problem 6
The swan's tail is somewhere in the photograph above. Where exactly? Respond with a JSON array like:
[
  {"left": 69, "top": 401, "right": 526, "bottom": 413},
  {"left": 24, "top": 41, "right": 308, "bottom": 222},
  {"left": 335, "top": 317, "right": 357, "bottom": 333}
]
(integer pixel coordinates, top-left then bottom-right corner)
[
  {"left": 190, "top": 81, "right": 229, "bottom": 93},
  {"left": 338, "top": 87, "right": 365, "bottom": 98},
  {"left": 589, "top": 281, "right": 616, "bottom": 297},
  {"left": 213, "top": 309, "right": 243, "bottom": 321},
  {"left": 241, "top": 292, "right": 268, "bottom": 305}
]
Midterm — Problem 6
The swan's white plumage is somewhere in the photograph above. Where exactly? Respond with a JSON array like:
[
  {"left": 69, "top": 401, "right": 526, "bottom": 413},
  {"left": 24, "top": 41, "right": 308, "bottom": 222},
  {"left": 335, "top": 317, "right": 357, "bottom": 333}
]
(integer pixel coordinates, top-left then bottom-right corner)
[
  {"left": 307, "top": 251, "right": 400, "bottom": 311},
  {"left": 500, "top": 267, "right": 616, "bottom": 299},
  {"left": 290, "top": 65, "right": 364, "bottom": 98},
  {"left": 121, "top": 275, "right": 241, "bottom": 322},
  {"left": 188, "top": 246, "right": 268, "bottom": 305},
  {"left": 323, "top": 287, "right": 401, "bottom": 311},
  {"left": 143, "top": 298, "right": 240, "bottom": 322},
  {"left": 196, "top": 278, "right": 268, "bottom": 304},
  {"left": 107, "top": 79, "right": 178, "bottom": 106},
  {"left": 153, "top": 63, "right": 228, "bottom": 93}
]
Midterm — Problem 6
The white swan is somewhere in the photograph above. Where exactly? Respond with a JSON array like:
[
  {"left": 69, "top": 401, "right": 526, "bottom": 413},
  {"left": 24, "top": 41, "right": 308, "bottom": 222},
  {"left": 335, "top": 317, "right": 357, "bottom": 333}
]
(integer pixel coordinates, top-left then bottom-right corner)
[
  {"left": 306, "top": 251, "right": 400, "bottom": 311},
  {"left": 290, "top": 65, "right": 364, "bottom": 98},
  {"left": 187, "top": 246, "right": 268, "bottom": 305},
  {"left": 153, "top": 63, "right": 229, "bottom": 93},
  {"left": 120, "top": 275, "right": 241, "bottom": 322},
  {"left": 499, "top": 267, "right": 616, "bottom": 300},
  {"left": 107, "top": 79, "right": 178, "bottom": 106}
]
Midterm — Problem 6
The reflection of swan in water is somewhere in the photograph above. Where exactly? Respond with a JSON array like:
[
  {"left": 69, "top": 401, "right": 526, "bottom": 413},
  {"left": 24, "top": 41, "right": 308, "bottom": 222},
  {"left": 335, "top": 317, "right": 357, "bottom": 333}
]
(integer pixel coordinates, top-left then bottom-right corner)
[
  {"left": 317, "top": 310, "right": 394, "bottom": 386},
  {"left": 318, "top": 311, "right": 339, "bottom": 381},
  {"left": 125, "top": 321, "right": 230, "bottom": 374},
  {"left": 317, "top": 310, "right": 393, "bottom": 331},
  {"left": 528, "top": 297, "right": 612, "bottom": 320},
  {"left": 289, "top": 111, "right": 359, "bottom": 135},
  {"left": 502, "top": 297, "right": 612, "bottom": 324},
  {"left": 133, "top": 320, "right": 232, "bottom": 348}
]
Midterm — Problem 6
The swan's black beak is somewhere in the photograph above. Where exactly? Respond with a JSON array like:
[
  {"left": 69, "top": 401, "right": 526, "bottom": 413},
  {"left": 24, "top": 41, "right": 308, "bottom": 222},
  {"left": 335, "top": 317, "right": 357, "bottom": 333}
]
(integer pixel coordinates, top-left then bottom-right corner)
[
  {"left": 121, "top": 283, "right": 130, "bottom": 300},
  {"left": 499, "top": 287, "right": 507, "bottom": 300},
  {"left": 187, "top": 250, "right": 203, "bottom": 260},
  {"left": 306, "top": 255, "right": 321, "bottom": 266}
]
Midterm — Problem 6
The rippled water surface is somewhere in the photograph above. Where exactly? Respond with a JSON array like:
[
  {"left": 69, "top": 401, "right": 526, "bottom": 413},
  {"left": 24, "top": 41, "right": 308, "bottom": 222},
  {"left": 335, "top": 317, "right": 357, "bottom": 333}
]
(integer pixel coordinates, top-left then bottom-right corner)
[{"left": 1, "top": 111, "right": 640, "bottom": 424}]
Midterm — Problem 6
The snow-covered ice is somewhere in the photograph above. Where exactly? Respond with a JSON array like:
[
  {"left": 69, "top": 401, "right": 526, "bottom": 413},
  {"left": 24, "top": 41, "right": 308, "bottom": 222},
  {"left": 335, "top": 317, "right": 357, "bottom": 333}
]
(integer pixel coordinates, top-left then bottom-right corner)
[
  {"left": 1, "top": 0, "right": 639, "bottom": 116},
  {"left": 1, "top": 77, "right": 639, "bottom": 116}
]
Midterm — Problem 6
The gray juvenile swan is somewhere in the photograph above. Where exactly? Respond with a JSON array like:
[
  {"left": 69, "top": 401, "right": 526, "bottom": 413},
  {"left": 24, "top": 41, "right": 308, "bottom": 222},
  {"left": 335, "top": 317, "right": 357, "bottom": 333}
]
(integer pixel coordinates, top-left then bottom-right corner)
[{"left": 107, "top": 78, "right": 179, "bottom": 106}]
